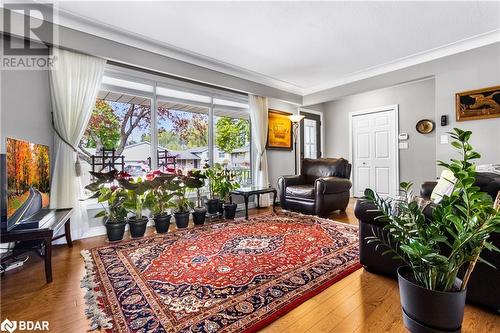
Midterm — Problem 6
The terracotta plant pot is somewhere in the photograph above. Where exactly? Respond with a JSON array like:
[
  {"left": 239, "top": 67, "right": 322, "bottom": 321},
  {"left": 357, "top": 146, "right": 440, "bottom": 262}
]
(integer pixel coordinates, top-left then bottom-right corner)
[
  {"left": 153, "top": 214, "right": 171, "bottom": 233},
  {"left": 128, "top": 216, "right": 149, "bottom": 238},
  {"left": 397, "top": 266, "right": 466, "bottom": 333},
  {"left": 192, "top": 207, "right": 207, "bottom": 225},
  {"left": 104, "top": 219, "right": 127, "bottom": 242},
  {"left": 174, "top": 211, "right": 190, "bottom": 228}
]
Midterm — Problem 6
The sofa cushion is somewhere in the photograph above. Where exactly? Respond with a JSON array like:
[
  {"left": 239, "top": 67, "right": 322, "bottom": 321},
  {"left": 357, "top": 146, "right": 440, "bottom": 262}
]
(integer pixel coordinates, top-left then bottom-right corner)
[{"left": 286, "top": 185, "right": 315, "bottom": 200}]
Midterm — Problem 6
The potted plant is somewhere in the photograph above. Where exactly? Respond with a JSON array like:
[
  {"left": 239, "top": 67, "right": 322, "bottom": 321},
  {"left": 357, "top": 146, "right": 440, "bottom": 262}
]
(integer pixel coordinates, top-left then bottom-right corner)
[
  {"left": 119, "top": 172, "right": 151, "bottom": 238},
  {"left": 202, "top": 163, "right": 222, "bottom": 216},
  {"left": 85, "top": 170, "right": 128, "bottom": 242},
  {"left": 144, "top": 170, "right": 177, "bottom": 233},
  {"left": 365, "top": 128, "right": 500, "bottom": 333},
  {"left": 185, "top": 169, "right": 207, "bottom": 225},
  {"left": 216, "top": 167, "right": 240, "bottom": 219},
  {"left": 172, "top": 171, "right": 194, "bottom": 228}
]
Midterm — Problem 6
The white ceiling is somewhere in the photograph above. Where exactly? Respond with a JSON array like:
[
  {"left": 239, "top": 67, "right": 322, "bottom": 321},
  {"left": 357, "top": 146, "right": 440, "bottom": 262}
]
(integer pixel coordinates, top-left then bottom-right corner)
[{"left": 54, "top": 1, "right": 500, "bottom": 95}]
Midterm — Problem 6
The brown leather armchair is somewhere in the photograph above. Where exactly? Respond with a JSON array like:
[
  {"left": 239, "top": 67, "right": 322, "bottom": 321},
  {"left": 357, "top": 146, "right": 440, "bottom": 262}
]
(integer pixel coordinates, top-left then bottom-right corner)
[{"left": 278, "top": 158, "right": 352, "bottom": 216}]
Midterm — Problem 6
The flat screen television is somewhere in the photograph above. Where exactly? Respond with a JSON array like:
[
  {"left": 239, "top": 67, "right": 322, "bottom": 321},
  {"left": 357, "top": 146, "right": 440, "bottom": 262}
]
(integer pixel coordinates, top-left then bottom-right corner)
[{"left": 1, "top": 137, "right": 50, "bottom": 231}]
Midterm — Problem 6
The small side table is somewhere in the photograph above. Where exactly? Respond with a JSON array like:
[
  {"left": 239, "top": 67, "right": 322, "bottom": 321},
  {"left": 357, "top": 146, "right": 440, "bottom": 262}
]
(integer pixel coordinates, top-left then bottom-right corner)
[
  {"left": 0, "top": 208, "right": 73, "bottom": 283},
  {"left": 230, "top": 186, "right": 277, "bottom": 219}
]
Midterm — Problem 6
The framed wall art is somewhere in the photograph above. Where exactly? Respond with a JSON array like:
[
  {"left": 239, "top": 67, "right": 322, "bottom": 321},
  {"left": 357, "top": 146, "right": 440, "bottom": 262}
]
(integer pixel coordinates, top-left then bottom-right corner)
[
  {"left": 456, "top": 85, "right": 500, "bottom": 121},
  {"left": 267, "top": 109, "right": 292, "bottom": 150}
]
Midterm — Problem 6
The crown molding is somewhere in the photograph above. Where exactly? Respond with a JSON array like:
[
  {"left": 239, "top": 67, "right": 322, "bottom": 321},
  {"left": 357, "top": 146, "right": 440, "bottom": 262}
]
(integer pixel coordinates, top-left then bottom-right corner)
[
  {"left": 50, "top": 6, "right": 305, "bottom": 95},
  {"left": 35, "top": 4, "right": 500, "bottom": 97},
  {"left": 302, "top": 29, "right": 500, "bottom": 96}
]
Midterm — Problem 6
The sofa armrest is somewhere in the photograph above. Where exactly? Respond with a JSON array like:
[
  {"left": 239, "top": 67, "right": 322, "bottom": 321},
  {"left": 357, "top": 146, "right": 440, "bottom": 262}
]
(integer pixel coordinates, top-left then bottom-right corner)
[
  {"left": 315, "top": 176, "right": 352, "bottom": 194},
  {"left": 420, "top": 181, "right": 437, "bottom": 199},
  {"left": 354, "top": 199, "right": 386, "bottom": 225},
  {"left": 278, "top": 174, "right": 306, "bottom": 189},
  {"left": 277, "top": 175, "right": 307, "bottom": 208}
]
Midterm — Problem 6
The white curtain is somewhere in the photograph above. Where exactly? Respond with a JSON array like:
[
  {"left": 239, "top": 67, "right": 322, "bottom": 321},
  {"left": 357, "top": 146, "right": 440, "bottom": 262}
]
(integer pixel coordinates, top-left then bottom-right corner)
[
  {"left": 49, "top": 48, "right": 106, "bottom": 240},
  {"left": 249, "top": 95, "right": 270, "bottom": 206}
]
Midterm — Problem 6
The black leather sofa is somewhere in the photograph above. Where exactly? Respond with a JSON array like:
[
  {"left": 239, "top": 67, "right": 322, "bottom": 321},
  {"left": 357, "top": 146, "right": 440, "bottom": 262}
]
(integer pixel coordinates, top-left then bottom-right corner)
[
  {"left": 355, "top": 172, "right": 500, "bottom": 312},
  {"left": 278, "top": 158, "right": 352, "bottom": 217}
]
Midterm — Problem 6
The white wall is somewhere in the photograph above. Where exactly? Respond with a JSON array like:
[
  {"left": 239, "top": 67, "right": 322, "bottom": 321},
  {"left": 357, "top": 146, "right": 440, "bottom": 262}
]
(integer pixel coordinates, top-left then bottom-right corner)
[
  {"left": 317, "top": 44, "right": 500, "bottom": 189},
  {"left": 322, "top": 79, "right": 436, "bottom": 188},
  {"left": 434, "top": 52, "right": 500, "bottom": 168},
  {"left": 1, "top": 67, "right": 53, "bottom": 156}
]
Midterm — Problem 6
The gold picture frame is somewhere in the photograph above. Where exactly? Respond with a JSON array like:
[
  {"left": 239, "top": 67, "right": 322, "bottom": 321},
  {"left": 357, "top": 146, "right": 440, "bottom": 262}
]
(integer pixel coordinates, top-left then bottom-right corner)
[
  {"left": 267, "top": 109, "right": 292, "bottom": 150},
  {"left": 456, "top": 85, "right": 500, "bottom": 121}
]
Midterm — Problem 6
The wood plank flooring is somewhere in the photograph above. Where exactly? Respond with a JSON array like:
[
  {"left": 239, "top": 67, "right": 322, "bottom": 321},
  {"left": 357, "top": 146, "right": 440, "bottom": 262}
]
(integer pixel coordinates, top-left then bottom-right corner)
[{"left": 1, "top": 200, "right": 498, "bottom": 332}]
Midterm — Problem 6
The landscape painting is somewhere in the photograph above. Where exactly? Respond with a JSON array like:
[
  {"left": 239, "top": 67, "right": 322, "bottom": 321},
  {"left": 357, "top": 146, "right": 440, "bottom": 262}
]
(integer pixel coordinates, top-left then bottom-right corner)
[
  {"left": 6, "top": 137, "right": 50, "bottom": 221},
  {"left": 456, "top": 85, "right": 500, "bottom": 121},
  {"left": 267, "top": 109, "right": 292, "bottom": 150}
]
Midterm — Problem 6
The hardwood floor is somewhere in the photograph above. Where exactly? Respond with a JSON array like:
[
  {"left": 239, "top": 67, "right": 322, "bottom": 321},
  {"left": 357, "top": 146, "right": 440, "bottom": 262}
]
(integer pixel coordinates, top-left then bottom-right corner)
[{"left": 1, "top": 200, "right": 498, "bottom": 332}]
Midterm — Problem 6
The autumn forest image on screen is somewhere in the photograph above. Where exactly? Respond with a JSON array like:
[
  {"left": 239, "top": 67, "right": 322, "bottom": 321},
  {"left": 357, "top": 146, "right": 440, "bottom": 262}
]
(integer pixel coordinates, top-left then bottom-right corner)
[{"left": 6, "top": 138, "right": 50, "bottom": 220}]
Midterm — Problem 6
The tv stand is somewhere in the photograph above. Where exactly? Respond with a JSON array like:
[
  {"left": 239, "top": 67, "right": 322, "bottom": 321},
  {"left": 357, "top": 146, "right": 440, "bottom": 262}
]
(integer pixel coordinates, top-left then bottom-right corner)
[{"left": 0, "top": 208, "right": 73, "bottom": 283}]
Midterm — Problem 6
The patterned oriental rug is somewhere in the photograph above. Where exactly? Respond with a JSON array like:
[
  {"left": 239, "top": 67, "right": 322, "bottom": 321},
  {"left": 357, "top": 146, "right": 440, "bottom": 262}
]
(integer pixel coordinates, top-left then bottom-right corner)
[{"left": 81, "top": 211, "right": 361, "bottom": 333}]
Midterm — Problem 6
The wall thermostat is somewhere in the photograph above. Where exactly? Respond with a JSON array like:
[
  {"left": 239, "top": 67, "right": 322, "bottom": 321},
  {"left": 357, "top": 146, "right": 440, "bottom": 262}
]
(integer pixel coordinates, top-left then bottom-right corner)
[
  {"left": 398, "top": 133, "right": 409, "bottom": 140},
  {"left": 441, "top": 115, "right": 448, "bottom": 126}
]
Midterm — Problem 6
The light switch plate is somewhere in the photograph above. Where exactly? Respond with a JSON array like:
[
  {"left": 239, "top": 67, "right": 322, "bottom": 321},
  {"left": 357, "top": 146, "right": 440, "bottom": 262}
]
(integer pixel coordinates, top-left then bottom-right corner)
[
  {"left": 440, "top": 135, "right": 449, "bottom": 144},
  {"left": 399, "top": 142, "right": 409, "bottom": 149},
  {"left": 398, "top": 133, "right": 409, "bottom": 140}
]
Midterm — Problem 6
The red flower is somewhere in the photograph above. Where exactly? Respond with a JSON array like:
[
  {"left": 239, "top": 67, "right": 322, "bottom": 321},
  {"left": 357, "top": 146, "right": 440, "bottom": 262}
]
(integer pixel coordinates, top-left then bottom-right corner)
[
  {"left": 117, "top": 171, "right": 131, "bottom": 179},
  {"left": 110, "top": 185, "right": 118, "bottom": 192}
]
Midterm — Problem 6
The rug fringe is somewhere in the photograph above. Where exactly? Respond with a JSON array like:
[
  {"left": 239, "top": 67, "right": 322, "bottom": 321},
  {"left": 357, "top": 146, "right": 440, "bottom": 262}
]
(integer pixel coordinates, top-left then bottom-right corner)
[{"left": 80, "top": 250, "right": 113, "bottom": 331}]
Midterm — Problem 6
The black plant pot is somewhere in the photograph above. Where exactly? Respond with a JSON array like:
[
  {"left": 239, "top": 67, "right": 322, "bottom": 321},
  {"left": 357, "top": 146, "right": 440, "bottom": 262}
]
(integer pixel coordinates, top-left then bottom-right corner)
[
  {"left": 397, "top": 266, "right": 466, "bottom": 333},
  {"left": 205, "top": 198, "right": 219, "bottom": 216},
  {"left": 218, "top": 201, "right": 224, "bottom": 217},
  {"left": 223, "top": 202, "right": 237, "bottom": 220},
  {"left": 174, "top": 211, "right": 190, "bottom": 228},
  {"left": 192, "top": 207, "right": 207, "bottom": 225},
  {"left": 128, "top": 216, "right": 149, "bottom": 238},
  {"left": 153, "top": 214, "right": 171, "bottom": 233},
  {"left": 104, "top": 219, "right": 127, "bottom": 242}
]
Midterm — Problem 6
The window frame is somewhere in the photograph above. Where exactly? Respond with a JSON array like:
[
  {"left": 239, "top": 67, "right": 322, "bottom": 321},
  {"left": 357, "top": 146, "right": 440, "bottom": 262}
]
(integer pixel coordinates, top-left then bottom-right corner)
[{"left": 91, "top": 65, "right": 252, "bottom": 182}]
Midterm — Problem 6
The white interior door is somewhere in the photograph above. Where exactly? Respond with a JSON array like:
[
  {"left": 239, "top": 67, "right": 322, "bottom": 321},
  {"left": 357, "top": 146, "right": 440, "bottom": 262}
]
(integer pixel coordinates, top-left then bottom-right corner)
[
  {"left": 303, "top": 118, "right": 317, "bottom": 159},
  {"left": 351, "top": 107, "right": 398, "bottom": 198}
]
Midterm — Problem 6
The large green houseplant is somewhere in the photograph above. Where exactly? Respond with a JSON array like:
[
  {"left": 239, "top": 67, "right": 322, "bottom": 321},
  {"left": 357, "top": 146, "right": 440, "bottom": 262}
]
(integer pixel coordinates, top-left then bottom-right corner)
[
  {"left": 202, "top": 163, "right": 224, "bottom": 216},
  {"left": 186, "top": 169, "right": 207, "bottom": 225},
  {"left": 365, "top": 128, "right": 500, "bottom": 332},
  {"left": 216, "top": 166, "right": 240, "bottom": 219},
  {"left": 171, "top": 170, "right": 194, "bottom": 228}
]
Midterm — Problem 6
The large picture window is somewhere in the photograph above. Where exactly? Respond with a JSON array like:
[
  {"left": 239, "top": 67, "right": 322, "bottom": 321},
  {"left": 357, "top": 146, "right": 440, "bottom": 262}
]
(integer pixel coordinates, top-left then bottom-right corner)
[{"left": 78, "top": 68, "right": 251, "bottom": 186}]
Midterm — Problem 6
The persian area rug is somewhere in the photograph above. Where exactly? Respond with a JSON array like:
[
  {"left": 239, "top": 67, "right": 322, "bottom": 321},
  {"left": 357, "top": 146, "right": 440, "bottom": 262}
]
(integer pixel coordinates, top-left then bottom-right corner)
[{"left": 81, "top": 211, "right": 360, "bottom": 333}]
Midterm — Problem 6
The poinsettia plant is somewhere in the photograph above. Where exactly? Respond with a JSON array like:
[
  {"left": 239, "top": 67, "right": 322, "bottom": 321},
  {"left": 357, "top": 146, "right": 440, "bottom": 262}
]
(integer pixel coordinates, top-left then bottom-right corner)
[
  {"left": 84, "top": 170, "right": 127, "bottom": 223},
  {"left": 185, "top": 169, "right": 206, "bottom": 208},
  {"left": 117, "top": 172, "right": 152, "bottom": 218},
  {"left": 170, "top": 170, "right": 194, "bottom": 213},
  {"left": 144, "top": 170, "right": 178, "bottom": 217}
]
